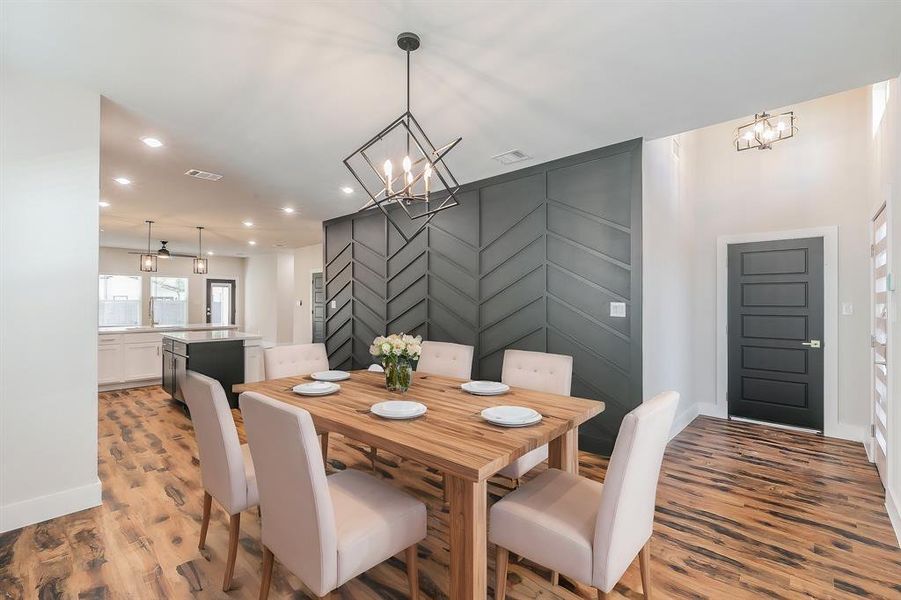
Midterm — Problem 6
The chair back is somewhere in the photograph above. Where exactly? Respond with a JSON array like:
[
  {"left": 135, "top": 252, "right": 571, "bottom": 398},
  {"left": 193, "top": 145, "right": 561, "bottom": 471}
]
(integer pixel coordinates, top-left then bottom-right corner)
[
  {"left": 501, "top": 349, "right": 572, "bottom": 395},
  {"left": 264, "top": 343, "right": 329, "bottom": 379},
  {"left": 239, "top": 392, "right": 338, "bottom": 597},
  {"left": 591, "top": 391, "right": 679, "bottom": 591},
  {"left": 181, "top": 371, "right": 248, "bottom": 513},
  {"left": 417, "top": 341, "right": 474, "bottom": 380}
]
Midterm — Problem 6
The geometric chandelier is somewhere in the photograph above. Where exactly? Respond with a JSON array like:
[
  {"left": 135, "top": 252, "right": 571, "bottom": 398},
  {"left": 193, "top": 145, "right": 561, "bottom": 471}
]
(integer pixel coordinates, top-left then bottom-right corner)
[
  {"left": 343, "top": 32, "right": 463, "bottom": 242},
  {"left": 139, "top": 220, "right": 158, "bottom": 272},
  {"left": 734, "top": 110, "right": 797, "bottom": 151}
]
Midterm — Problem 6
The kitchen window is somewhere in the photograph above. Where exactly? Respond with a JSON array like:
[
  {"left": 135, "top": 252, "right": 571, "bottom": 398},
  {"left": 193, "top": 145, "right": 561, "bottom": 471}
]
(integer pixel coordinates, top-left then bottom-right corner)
[
  {"left": 150, "top": 277, "right": 189, "bottom": 326},
  {"left": 99, "top": 275, "right": 142, "bottom": 326}
]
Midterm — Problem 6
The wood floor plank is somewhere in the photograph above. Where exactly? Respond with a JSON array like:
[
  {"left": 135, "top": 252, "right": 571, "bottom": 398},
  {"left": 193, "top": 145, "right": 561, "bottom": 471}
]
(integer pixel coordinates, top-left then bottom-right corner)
[{"left": 0, "top": 386, "right": 898, "bottom": 599}]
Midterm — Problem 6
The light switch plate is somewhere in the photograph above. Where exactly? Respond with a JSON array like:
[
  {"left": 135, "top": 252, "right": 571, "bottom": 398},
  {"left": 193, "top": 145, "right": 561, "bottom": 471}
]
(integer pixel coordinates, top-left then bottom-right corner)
[
  {"left": 841, "top": 302, "right": 853, "bottom": 316},
  {"left": 610, "top": 302, "right": 627, "bottom": 318}
]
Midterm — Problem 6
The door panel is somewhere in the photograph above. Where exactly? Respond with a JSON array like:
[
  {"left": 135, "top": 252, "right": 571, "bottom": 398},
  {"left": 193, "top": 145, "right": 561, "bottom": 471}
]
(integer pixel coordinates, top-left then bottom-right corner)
[
  {"left": 206, "top": 279, "right": 236, "bottom": 325},
  {"left": 728, "top": 237, "right": 824, "bottom": 430},
  {"left": 872, "top": 206, "right": 888, "bottom": 487}
]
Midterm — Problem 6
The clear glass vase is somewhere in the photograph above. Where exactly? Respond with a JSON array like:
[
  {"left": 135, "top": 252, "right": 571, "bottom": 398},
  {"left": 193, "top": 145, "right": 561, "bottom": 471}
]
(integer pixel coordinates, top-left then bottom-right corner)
[{"left": 385, "top": 357, "right": 413, "bottom": 392}]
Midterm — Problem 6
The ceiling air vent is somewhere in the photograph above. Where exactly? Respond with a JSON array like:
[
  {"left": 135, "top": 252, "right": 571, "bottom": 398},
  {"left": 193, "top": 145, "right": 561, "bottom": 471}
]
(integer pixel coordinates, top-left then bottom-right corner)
[
  {"left": 184, "top": 169, "right": 223, "bottom": 181},
  {"left": 491, "top": 149, "right": 532, "bottom": 165}
]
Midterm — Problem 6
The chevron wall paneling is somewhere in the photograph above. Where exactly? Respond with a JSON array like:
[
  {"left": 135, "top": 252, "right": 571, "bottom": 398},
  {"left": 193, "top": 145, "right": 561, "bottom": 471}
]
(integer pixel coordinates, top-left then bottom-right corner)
[{"left": 322, "top": 139, "right": 642, "bottom": 454}]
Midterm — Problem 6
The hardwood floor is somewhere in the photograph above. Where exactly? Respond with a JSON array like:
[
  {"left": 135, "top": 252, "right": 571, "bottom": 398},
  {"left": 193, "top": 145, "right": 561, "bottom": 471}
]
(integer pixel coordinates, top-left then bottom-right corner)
[{"left": 1, "top": 386, "right": 899, "bottom": 599}]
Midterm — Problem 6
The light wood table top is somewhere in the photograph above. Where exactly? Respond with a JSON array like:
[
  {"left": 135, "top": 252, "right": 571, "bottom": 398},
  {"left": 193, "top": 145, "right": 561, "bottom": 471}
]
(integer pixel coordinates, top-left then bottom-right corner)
[{"left": 234, "top": 370, "right": 604, "bottom": 482}]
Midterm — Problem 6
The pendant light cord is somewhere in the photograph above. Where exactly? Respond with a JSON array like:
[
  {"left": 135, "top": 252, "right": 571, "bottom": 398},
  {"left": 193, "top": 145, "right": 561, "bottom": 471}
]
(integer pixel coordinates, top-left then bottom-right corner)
[{"left": 405, "top": 49, "right": 411, "bottom": 156}]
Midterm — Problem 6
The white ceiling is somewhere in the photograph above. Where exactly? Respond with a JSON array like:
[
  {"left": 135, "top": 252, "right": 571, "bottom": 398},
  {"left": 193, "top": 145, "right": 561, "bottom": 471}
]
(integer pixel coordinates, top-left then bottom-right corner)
[{"left": 3, "top": 1, "right": 900, "bottom": 256}]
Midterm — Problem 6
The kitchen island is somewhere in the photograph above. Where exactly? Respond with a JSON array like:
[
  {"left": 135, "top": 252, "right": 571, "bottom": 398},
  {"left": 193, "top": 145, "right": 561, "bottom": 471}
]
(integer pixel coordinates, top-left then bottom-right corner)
[{"left": 162, "top": 330, "right": 263, "bottom": 408}]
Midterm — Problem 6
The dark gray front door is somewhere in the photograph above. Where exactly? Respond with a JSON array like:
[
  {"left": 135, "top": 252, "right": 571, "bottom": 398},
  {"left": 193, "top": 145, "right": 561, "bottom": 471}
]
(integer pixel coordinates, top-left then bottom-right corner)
[
  {"left": 727, "top": 238, "right": 824, "bottom": 430},
  {"left": 312, "top": 272, "right": 325, "bottom": 343}
]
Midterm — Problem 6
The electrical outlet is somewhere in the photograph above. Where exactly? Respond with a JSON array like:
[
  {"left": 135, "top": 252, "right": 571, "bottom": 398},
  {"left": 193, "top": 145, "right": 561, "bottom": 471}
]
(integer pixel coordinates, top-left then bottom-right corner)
[
  {"left": 841, "top": 302, "right": 853, "bottom": 316},
  {"left": 330, "top": 300, "right": 337, "bottom": 309},
  {"left": 609, "top": 302, "right": 626, "bottom": 318}
]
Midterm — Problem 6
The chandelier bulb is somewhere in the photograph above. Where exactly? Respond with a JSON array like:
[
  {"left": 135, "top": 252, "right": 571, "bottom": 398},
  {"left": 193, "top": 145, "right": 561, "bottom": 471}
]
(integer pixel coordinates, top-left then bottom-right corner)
[{"left": 402, "top": 155, "right": 412, "bottom": 173}]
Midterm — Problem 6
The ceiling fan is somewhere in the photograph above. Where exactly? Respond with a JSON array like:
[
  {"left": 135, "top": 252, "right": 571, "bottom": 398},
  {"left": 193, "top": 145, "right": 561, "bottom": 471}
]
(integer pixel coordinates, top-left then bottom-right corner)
[{"left": 127, "top": 240, "right": 196, "bottom": 259}]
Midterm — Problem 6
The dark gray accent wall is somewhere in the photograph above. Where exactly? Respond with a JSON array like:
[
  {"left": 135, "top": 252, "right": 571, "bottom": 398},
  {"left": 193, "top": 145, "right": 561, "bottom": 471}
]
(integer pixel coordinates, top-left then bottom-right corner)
[{"left": 322, "top": 139, "right": 642, "bottom": 454}]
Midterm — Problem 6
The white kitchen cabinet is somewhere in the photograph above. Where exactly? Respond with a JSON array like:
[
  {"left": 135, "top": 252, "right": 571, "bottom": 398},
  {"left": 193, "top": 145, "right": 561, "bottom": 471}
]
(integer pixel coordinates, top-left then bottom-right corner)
[
  {"left": 244, "top": 343, "right": 263, "bottom": 383},
  {"left": 98, "top": 345, "right": 123, "bottom": 385},
  {"left": 123, "top": 341, "right": 162, "bottom": 381}
]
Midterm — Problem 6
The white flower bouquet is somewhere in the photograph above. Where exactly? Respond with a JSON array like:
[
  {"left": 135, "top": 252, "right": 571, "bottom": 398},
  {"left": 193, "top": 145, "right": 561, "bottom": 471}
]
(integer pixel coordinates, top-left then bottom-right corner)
[{"left": 370, "top": 333, "right": 422, "bottom": 391}]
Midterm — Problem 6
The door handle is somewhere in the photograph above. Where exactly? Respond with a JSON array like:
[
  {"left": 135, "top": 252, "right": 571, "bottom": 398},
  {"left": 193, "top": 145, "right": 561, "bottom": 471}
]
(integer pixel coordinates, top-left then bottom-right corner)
[{"left": 801, "top": 340, "right": 821, "bottom": 348}]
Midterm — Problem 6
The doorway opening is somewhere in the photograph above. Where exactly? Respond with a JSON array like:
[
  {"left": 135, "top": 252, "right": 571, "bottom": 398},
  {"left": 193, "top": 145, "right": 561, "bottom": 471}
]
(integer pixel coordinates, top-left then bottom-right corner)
[{"left": 206, "top": 278, "right": 236, "bottom": 326}]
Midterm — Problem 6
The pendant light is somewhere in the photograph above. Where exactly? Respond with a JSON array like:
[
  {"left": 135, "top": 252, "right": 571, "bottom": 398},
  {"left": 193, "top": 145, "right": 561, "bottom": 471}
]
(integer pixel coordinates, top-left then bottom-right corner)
[
  {"left": 193, "top": 226, "right": 209, "bottom": 274},
  {"left": 139, "top": 220, "right": 158, "bottom": 272},
  {"left": 343, "top": 32, "right": 463, "bottom": 243},
  {"left": 735, "top": 111, "right": 797, "bottom": 151}
]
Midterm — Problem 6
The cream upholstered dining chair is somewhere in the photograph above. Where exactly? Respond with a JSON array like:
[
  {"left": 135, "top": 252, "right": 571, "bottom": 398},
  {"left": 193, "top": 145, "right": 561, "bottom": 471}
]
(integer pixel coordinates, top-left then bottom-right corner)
[
  {"left": 497, "top": 349, "right": 573, "bottom": 485},
  {"left": 262, "top": 342, "right": 333, "bottom": 463},
  {"left": 181, "top": 371, "right": 259, "bottom": 592},
  {"left": 263, "top": 342, "right": 329, "bottom": 379},
  {"left": 417, "top": 340, "right": 474, "bottom": 380},
  {"left": 240, "top": 392, "right": 427, "bottom": 600},
  {"left": 490, "top": 391, "right": 679, "bottom": 600}
]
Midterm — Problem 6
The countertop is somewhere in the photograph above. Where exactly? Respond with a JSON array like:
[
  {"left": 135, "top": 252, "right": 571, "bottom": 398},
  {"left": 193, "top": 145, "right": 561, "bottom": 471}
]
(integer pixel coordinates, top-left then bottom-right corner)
[
  {"left": 162, "top": 330, "right": 262, "bottom": 344},
  {"left": 99, "top": 324, "right": 238, "bottom": 334}
]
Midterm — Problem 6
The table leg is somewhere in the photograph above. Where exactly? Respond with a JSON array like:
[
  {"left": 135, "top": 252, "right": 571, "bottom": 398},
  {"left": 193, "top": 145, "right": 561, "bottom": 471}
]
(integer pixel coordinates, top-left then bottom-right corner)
[
  {"left": 548, "top": 426, "right": 579, "bottom": 474},
  {"left": 446, "top": 475, "right": 487, "bottom": 600}
]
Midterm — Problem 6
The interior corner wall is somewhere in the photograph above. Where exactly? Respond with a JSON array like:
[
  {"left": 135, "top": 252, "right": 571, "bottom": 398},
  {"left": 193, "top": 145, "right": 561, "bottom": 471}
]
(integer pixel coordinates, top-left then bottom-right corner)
[
  {"left": 0, "top": 67, "right": 102, "bottom": 532},
  {"left": 642, "top": 137, "right": 696, "bottom": 437},
  {"left": 243, "top": 254, "right": 279, "bottom": 344},
  {"left": 293, "top": 243, "right": 323, "bottom": 344},
  {"left": 680, "top": 86, "right": 874, "bottom": 439}
]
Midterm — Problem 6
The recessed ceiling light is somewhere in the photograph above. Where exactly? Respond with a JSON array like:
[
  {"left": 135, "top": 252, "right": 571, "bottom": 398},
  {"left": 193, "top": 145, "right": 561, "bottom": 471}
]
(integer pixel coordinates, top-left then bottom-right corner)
[
  {"left": 248, "top": 240, "right": 257, "bottom": 246},
  {"left": 141, "top": 137, "right": 163, "bottom": 148},
  {"left": 98, "top": 201, "right": 110, "bottom": 208},
  {"left": 282, "top": 207, "right": 295, "bottom": 214},
  {"left": 243, "top": 221, "right": 254, "bottom": 227},
  {"left": 114, "top": 177, "right": 131, "bottom": 185},
  {"left": 207, "top": 251, "right": 214, "bottom": 256},
  {"left": 341, "top": 186, "right": 354, "bottom": 194}
]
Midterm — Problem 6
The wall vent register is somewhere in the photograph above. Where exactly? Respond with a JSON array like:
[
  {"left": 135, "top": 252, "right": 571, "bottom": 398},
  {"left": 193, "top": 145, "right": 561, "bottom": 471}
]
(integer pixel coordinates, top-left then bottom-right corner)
[{"left": 491, "top": 149, "right": 532, "bottom": 165}]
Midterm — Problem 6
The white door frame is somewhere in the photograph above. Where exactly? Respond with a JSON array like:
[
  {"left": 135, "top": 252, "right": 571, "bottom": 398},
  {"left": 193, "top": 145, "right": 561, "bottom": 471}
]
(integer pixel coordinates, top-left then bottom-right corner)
[{"left": 713, "top": 226, "right": 846, "bottom": 439}]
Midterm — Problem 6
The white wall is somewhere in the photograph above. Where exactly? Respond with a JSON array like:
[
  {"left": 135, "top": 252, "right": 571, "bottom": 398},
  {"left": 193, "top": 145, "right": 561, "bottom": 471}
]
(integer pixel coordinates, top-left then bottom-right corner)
[
  {"left": 293, "top": 243, "right": 323, "bottom": 344},
  {"left": 99, "top": 247, "right": 246, "bottom": 326},
  {"left": 642, "top": 137, "right": 697, "bottom": 436},
  {"left": 0, "top": 68, "right": 102, "bottom": 532},
  {"left": 244, "top": 246, "right": 323, "bottom": 346},
  {"left": 677, "top": 86, "right": 873, "bottom": 439}
]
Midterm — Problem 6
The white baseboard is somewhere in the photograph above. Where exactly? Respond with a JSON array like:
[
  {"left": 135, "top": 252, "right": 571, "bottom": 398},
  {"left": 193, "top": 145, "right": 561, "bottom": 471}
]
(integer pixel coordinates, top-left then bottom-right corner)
[
  {"left": 886, "top": 486, "right": 901, "bottom": 549},
  {"left": 864, "top": 436, "right": 876, "bottom": 463},
  {"left": 669, "top": 402, "right": 700, "bottom": 440},
  {"left": 0, "top": 478, "right": 102, "bottom": 534},
  {"left": 825, "top": 423, "right": 867, "bottom": 443},
  {"left": 697, "top": 402, "right": 727, "bottom": 419}
]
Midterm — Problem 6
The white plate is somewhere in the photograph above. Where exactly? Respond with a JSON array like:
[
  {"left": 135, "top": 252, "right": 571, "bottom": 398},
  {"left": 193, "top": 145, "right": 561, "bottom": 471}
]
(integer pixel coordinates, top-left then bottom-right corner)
[
  {"left": 292, "top": 382, "right": 340, "bottom": 396},
  {"left": 481, "top": 405, "right": 542, "bottom": 427},
  {"left": 368, "top": 364, "right": 385, "bottom": 373},
  {"left": 461, "top": 381, "right": 510, "bottom": 396},
  {"left": 371, "top": 400, "right": 427, "bottom": 420},
  {"left": 311, "top": 370, "right": 350, "bottom": 382}
]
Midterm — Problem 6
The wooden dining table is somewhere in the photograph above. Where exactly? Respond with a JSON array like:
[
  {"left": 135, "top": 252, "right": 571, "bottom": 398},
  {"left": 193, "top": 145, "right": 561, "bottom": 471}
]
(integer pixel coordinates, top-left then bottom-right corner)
[{"left": 234, "top": 370, "right": 604, "bottom": 600}]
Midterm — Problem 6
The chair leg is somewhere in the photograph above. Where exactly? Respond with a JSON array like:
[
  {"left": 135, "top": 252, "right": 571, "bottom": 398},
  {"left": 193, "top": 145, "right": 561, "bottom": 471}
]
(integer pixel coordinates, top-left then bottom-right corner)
[
  {"left": 320, "top": 432, "right": 330, "bottom": 465},
  {"left": 495, "top": 545, "right": 509, "bottom": 600},
  {"left": 406, "top": 544, "right": 419, "bottom": 600},
  {"left": 259, "top": 545, "right": 274, "bottom": 600},
  {"left": 198, "top": 492, "right": 212, "bottom": 550},
  {"left": 597, "top": 591, "right": 608, "bottom": 600},
  {"left": 222, "top": 513, "right": 241, "bottom": 591},
  {"left": 639, "top": 541, "right": 652, "bottom": 599},
  {"left": 551, "top": 571, "right": 559, "bottom": 586},
  {"left": 369, "top": 446, "right": 377, "bottom": 470}
]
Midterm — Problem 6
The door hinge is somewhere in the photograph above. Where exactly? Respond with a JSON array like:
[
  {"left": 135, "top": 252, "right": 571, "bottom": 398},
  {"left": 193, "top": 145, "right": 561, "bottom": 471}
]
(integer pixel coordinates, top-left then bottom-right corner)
[
  {"left": 871, "top": 334, "right": 877, "bottom": 347},
  {"left": 871, "top": 423, "right": 876, "bottom": 437},
  {"left": 871, "top": 244, "right": 876, "bottom": 257}
]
